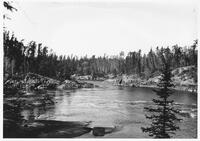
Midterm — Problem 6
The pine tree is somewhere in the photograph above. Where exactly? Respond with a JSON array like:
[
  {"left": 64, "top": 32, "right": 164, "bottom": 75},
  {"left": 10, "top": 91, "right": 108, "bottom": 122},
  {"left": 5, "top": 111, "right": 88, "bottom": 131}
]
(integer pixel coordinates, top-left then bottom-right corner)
[{"left": 141, "top": 49, "right": 181, "bottom": 138}]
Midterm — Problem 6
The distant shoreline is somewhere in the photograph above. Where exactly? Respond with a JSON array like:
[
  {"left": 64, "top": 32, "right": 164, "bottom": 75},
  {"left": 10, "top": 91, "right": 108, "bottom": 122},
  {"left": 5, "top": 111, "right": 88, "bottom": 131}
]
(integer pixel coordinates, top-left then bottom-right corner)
[{"left": 101, "top": 79, "right": 197, "bottom": 94}]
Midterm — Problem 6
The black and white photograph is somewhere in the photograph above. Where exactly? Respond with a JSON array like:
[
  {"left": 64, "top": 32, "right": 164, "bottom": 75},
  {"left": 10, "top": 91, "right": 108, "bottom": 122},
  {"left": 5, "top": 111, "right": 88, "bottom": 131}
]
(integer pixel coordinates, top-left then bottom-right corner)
[{"left": 2, "top": 0, "right": 198, "bottom": 139}]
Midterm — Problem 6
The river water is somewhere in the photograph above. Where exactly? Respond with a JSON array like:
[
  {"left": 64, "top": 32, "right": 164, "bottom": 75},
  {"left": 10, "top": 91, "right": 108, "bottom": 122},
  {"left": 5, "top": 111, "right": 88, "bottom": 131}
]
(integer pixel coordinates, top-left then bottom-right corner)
[{"left": 20, "top": 81, "right": 197, "bottom": 138}]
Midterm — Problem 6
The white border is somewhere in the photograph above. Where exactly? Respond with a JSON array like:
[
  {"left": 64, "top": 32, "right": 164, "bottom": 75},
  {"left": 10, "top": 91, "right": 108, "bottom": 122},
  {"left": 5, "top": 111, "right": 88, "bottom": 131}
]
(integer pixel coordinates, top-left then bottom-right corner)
[{"left": 1, "top": 0, "right": 199, "bottom": 140}]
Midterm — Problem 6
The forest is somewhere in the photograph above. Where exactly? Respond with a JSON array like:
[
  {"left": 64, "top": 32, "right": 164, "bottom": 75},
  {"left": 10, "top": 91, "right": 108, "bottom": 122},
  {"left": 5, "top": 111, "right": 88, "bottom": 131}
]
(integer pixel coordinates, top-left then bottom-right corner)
[{"left": 3, "top": 30, "right": 198, "bottom": 82}]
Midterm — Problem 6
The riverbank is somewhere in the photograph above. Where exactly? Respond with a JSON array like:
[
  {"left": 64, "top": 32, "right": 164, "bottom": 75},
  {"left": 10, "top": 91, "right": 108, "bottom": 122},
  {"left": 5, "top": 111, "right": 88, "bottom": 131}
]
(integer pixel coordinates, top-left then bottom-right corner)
[
  {"left": 4, "top": 115, "right": 92, "bottom": 138},
  {"left": 106, "top": 66, "right": 197, "bottom": 93},
  {"left": 4, "top": 72, "right": 96, "bottom": 96},
  {"left": 5, "top": 65, "right": 196, "bottom": 94},
  {"left": 4, "top": 95, "right": 118, "bottom": 138},
  {"left": 3, "top": 73, "right": 101, "bottom": 138},
  {"left": 3, "top": 80, "right": 197, "bottom": 138}
]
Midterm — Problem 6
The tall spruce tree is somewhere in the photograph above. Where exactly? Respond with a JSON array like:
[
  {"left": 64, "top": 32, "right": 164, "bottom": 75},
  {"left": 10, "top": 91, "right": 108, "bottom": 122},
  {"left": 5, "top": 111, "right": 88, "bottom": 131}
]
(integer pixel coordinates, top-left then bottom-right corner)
[{"left": 141, "top": 49, "right": 181, "bottom": 138}]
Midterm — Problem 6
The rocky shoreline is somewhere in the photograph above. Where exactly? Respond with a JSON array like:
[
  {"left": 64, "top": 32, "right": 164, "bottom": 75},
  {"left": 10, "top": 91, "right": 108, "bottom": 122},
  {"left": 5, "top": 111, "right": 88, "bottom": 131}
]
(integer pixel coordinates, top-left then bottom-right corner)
[
  {"left": 3, "top": 73, "right": 100, "bottom": 138},
  {"left": 4, "top": 97, "right": 119, "bottom": 138},
  {"left": 108, "top": 66, "right": 197, "bottom": 93},
  {"left": 4, "top": 98, "right": 118, "bottom": 138},
  {"left": 112, "top": 81, "right": 197, "bottom": 93},
  {"left": 4, "top": 72, "right": 96, "bottom": 96},
  {"left": 4, "top": 65, "right": 194, "bottom": 94},
  {"left": 113, "top": 80, "right": 197, "bottom": 93}
]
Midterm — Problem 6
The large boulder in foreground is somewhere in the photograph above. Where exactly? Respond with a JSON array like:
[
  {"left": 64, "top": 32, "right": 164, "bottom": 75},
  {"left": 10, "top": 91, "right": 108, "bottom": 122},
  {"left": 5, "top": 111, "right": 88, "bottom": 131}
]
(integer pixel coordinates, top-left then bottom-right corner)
[
  {"left": 92, "top": 126, "right": 118, "bottom": 136},
  {"left": 93, "top": 127, "right": 105, "bottom": 136},
  {"left": 4, "top": 120, "right": 92, "bottom": 138}
]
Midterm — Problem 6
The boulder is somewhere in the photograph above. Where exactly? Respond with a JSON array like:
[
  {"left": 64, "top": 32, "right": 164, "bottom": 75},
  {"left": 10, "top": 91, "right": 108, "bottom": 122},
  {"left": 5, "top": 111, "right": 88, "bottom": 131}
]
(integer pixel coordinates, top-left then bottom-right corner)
[
  {"left": 82, "top": 82, "right": 94, "bottom": 88},
  {"left": 4, "top": 120, "right": 92, "bottom": 138},
  {"left": 57, "top": 80, "right": 95, "bottom": 89},
  {"left": 92, "top": 127, "right": 105, "bottom": 136},
  {"left": 25, "top": 73, "right": 60, "bottom": 90},
  {"left": 92, "top": 126, "right": 117, "bottom": 136}
]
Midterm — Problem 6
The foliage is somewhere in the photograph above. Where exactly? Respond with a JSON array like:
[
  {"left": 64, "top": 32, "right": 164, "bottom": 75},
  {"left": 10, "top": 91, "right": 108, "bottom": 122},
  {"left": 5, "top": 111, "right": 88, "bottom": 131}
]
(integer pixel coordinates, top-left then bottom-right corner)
[
  {"left": 3, "top": 31, "right": 198, "bottom": 81},
  {"left": 3, "top": 1, "right": 198, "bottom": 80},
  {"left": 141, "top": 49, "right": 182, "bottom": 138},
  {"left": 3, "top": 1, "right": 17, "bottom": 12},
  {"left": 3, "top": 1, "right": 17, "bottom": 20}
]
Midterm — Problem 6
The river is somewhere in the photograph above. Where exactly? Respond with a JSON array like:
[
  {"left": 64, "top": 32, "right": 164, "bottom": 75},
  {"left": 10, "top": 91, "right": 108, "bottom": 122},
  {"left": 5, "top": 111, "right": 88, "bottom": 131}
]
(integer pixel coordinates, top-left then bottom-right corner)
[{"left": 19, "top": 81, "right": 197, "bottom": 138}]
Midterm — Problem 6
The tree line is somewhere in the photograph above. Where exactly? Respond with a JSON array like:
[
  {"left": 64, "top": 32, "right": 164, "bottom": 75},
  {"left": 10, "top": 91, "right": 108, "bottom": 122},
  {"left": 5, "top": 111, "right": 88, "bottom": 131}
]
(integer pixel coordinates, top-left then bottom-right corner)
[
  {"left": 3, "top": 2, "right": 198, "bottom": 81},
  {"left": 3, "top": 31, "right": 197, "bottom": 81}
]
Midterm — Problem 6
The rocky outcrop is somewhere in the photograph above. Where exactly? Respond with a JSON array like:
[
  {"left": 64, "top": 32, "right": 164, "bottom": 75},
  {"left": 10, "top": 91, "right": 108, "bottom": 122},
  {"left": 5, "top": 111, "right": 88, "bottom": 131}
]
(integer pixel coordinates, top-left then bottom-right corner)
[
  {"left": 57, "top": 79, "right": 95, "bottom": 90},
  {"left": 4, "top": 73, "right": 61, "bottom": 95},
  {"left": 112, "top": 66, "right": 197, "bottom": 93},
  {"left": 4, "top": 74, "right": 27, "bottom": 96},
  {"left": 57, "top": 80, "right": 79, "bottom": 89},
  {"left": 114, "top": 74, "right": 142, "bottom": 87},
  {"left": 4, "top": 119, "right": 92, "bottom": 138},
  {"left": 25, "top": 73, "right": 60, "bottom": 90},
  {"left": 71, "top": 74, "right": 106, "bottom": 81},
  {"left": 171, "top": 66, "right": 197, "bottom": 92},
  {"left": 71, "top": 74, "right": 93, "bottom": 80}
]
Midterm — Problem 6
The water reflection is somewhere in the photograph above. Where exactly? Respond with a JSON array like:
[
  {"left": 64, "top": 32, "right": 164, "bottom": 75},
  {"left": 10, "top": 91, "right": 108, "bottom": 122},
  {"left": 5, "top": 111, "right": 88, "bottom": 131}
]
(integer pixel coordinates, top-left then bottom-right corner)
[
  {"left": 65, "top": 92, "right": 73, "bottom": 106},
  {"left": 19, "top": 84, "right": 198, "bottom": 122},
  {"left": 17, "top": 90, "right": 57, "bottom": 121}
]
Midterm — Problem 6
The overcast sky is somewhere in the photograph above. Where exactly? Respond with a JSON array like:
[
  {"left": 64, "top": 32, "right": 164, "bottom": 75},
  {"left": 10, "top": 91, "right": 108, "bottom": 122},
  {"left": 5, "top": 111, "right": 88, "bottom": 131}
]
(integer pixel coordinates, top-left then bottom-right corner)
[{"left": 4, "top": 0, "right": 198, "bottom": 57}]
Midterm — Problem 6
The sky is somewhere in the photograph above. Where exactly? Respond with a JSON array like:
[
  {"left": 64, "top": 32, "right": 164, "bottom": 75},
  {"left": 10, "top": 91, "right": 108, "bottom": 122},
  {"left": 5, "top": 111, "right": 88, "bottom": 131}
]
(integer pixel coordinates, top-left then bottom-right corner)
[{"left": 4, "top": 0, "right": 198, "bottom": 57}]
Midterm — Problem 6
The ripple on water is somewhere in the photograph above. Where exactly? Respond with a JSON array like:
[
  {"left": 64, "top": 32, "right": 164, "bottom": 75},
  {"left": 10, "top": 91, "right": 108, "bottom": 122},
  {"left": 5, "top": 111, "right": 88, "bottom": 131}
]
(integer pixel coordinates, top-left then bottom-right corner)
[{"left": 17, "top": 85, "right": 197, "bottom": 138}]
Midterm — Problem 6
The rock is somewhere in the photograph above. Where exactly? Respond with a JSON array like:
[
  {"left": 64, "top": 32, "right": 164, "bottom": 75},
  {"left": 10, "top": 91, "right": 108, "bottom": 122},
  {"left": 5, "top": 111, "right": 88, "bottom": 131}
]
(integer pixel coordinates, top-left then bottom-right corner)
[
  {"left": 104, "top": 127, "right": 116, "bottom": 133},
  {"left": 82, "top": 82, "right": 94, "bottom": 88},
  {"left": 25, "top": 122, "right": 45, "bottom": 128},
  {"left": 37, "top": 85, "right": 47, "bottom": 90},
  {"left": 130, "top": 83, "right": 136, "bottom": 87},
  {"left": 57, "top": 80, "right": 94, "bottom": 90},
  {"left": 5, "top": 120, "right": 92, "bottom": 138},
  {"left": 38, "top": 127, "right": 92, "bottom": 138},
  {"left": 57, "top": 84, "right": 66, "bottom": 89},
  {"left": 106, "top": 74, "right": 115, "bottom": 79},
  {"left": 71, "top": 75, "right": 93, "bottom": 80},
  {"left": 25, "top": 73, "right": 60, "bottom": 90},
  {"left": 32, "top": 101, "right": 42, "bottom": 106},
  {"left": 92, "top": 127, "right": 105, "bottom": 136}
]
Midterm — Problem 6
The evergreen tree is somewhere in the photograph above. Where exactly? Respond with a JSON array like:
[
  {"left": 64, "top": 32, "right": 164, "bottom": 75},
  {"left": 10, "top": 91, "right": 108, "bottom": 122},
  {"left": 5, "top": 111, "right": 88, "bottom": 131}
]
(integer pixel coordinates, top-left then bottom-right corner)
[{"left": 141, "top": 49, "right": 181, "bottom": 138}]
